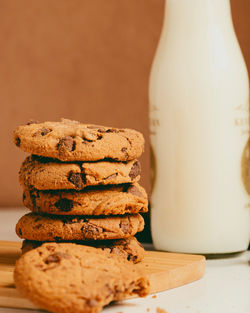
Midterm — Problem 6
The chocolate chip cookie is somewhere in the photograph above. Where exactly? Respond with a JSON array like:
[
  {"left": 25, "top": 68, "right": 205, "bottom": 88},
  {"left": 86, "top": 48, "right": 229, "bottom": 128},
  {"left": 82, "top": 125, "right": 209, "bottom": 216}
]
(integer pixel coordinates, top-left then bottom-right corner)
[
  {"left": 23, "top": 183, "right": 148, "bottom": 216},
  {"left": 14, "top": 119, "right": 144, "bottom": 161},
  {"left": 21, "top": 236, "right": 145, "bottom": 263},
  {"left": 16, "top": 213, "right": 145, "bottom": 241},
  {"left": 14, "top": 243, "right": 149, "bottom": 313},
  {"left": 19, "top": 155, "right": 141, "bottom": 190}
]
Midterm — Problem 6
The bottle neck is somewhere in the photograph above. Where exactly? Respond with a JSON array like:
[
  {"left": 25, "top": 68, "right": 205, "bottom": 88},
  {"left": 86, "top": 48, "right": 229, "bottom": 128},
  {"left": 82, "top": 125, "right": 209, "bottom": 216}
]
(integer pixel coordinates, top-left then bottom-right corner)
[{"left": 162, "top": 0, "right": 233, "bottom": 35}]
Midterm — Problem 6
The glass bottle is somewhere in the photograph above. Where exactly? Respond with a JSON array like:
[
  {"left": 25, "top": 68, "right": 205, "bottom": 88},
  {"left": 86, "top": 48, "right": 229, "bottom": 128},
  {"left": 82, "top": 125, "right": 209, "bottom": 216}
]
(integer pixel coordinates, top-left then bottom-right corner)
[{"left": 149, "top": 0, "right": 249, "bottom": 253}]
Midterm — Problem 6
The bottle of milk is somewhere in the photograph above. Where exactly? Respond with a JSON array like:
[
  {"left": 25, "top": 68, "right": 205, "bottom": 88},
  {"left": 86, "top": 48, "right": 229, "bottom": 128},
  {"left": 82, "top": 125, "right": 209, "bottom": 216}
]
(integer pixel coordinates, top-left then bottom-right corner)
[{"left": 149, "top": 0, "right": 249, "bottom": 254}]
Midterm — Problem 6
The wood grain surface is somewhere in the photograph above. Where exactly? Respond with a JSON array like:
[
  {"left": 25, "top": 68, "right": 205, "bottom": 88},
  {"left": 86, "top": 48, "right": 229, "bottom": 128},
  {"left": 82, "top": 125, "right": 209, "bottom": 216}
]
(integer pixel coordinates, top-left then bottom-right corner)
[{"left": 0, "top": 240, "right": 206, "bottom": 310}]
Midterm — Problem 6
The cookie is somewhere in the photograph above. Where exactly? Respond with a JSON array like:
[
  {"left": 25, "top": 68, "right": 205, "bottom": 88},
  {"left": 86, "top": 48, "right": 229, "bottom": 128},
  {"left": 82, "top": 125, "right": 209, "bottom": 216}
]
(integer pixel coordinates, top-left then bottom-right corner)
[
  {"left": 16, "top": 213, "right": 145, "bottom": 241},
  {"left": 19, "top": 155, "right": 141, "bottom": 190},
  {"left": 14, "top": 243, "right": 149, "bottom": 313},
  {"left": 14, "top": 118, "right": 144, "bottom": 161},
  {"left": 22, "top": 183, "right": 148, "bottom": 216},
  {"left": 21, "top": 236, "right": 145, "bottom": 263}
]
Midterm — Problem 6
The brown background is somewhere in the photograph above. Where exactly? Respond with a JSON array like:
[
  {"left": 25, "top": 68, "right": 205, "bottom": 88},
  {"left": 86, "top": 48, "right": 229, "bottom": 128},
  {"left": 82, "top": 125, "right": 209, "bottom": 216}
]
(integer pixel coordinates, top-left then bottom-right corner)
[{"left": 0, "top": 0, "right": 249, "bottom": 207}]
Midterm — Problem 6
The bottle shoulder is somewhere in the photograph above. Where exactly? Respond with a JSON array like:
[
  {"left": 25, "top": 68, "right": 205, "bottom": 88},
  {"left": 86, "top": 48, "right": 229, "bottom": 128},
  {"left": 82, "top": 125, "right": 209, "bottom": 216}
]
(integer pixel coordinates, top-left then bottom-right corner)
[{"left": 149, "top": 37, "right": 249, "bottom": 96}]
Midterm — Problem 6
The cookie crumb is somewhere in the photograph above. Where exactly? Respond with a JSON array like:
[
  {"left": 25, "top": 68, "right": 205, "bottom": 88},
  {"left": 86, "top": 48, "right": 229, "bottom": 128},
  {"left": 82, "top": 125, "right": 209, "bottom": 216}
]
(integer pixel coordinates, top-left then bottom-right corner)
[
  {"left": 146, "top": 309, "right": 150, "bottom": 312},
  {"left": 156, "top": 308, "right": 167, "bottom": 313},
  {"left": 152, "top": 295, "right": 157, "bottom": 299}
]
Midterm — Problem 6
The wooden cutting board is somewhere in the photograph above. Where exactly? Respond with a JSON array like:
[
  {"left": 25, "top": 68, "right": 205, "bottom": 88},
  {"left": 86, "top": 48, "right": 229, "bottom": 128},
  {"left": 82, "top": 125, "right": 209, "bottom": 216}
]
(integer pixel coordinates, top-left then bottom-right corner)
[{"left": 0, "top": 240, "right": 206, "bottom": 310}]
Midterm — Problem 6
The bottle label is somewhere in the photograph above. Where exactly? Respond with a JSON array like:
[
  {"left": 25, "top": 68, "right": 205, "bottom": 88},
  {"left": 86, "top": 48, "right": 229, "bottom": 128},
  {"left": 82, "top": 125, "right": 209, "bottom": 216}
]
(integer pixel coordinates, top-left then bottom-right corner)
[
  {"left": 149, "top": 104, "right": 160, "bottom": 136},
  {"left": 149, "top": 104, "right": 159, "bottom": 193},
  {"left": 241, "top": 138, "right": 249, "bottom": 197},
  {"left": 235, "top": 101, "right": 250, "bottom": 208},
  {"left": 150, "top": 144, "right": 157, "bottom": 193},
  {"left": 234, "top": 102, "right": 249, "bottom": 136}
]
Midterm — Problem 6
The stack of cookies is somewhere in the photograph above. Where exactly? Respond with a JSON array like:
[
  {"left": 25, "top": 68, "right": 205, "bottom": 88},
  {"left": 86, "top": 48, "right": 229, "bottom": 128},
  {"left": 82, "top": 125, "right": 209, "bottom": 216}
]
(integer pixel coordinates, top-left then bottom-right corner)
[{"left": 14, "top": 119, "right": 148, "bottom": 263}]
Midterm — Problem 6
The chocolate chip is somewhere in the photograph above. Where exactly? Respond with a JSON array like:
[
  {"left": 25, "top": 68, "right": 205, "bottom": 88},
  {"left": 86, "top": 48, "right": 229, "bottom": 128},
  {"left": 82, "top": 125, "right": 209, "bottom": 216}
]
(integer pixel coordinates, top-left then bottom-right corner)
[
  {"left": 33, "top": 127, "right": 52, "bottom": 137},
  {"left": 15, "top": 137, "right": 21, "bottom": 147},
  {"left": 121, "top": 147, "right": 129, "bottom": 160},
  {"left": 81, "top": 224, "right": 103, "bottom": 236},
  {"left": 26, "top": 119, "right": 39, "bottom": 125},
  {"left": 96, "top": 128, "right": 117, "bottom": 133},
  {"left": 80, "top": 167, "right": 86, "bottom": 184},
  {"left": 125, "top": 185, "right": 143, "bottom": 198},
  {"left": 82, "top": 138, "right": 93, "bottom": 143},
  {"left": 55, "top": 198, "right": 74, "bottom": 212},
  {"left": 97, "top": 134, "right": 103, "bottom": 140},
  {"left": 45, "top": 252, "right": 70, "bottom": 264},
  {"left": 68, "top": 171, "right": 85, "bottom": 190},
  {"left": 128, "top": 254, "right": 137, "bottom": 262},
  {"left": 129, "top": 161, "right": 141, "bottom": 179},
  {"left": 119, "top": 221, "right": 130, "bottom": 233},
  {"left": 18, "top": 228, "right": 22, "bottom": 236},
  {"left": 57, "top": 136, "right": 75, "bottom": 152},
  {"left": 87, "top": 127, "right": 118, "bottom": 133},
  {"left": 106, "top": 128, "right": 119, "bottom": 133},
  {"left": 40, "top": 127, "right": 51, "bottom": 136}
]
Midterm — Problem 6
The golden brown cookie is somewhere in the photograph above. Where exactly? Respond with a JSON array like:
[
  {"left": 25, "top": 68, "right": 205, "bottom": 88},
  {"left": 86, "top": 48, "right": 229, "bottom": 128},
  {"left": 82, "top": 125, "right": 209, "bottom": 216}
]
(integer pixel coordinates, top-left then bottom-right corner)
[
  {"left": 16, "top": 213, "right": 145, "bottom": 241},
  {"left": 14, "top": 119, "right": 144, "bottom": 161},
  {"left": 21, "top": 236, "right": 145, "bottom": 263},
  {"left": 14, "top": 243, "right": 149, "bottom": 313},
  {"left": 19, "top": 155, "right": 141, "bottom": 190},
  {"left": 22, "top": 183, "right": 148, "bottom": 216}
]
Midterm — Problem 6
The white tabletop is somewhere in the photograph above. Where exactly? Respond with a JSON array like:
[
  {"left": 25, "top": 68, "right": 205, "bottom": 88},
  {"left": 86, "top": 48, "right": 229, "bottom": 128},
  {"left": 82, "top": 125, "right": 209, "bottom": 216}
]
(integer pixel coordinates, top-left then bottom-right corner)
[{"left": 0, "top": 208, "right": 249, "bottom": 313}]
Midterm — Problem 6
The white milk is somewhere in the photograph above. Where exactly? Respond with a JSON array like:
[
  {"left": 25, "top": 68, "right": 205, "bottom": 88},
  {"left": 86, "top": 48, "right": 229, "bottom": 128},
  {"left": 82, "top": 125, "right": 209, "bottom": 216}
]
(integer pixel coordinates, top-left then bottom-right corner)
[{"left": 149, "top": 0, "right": 250, "bottom": 253}]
